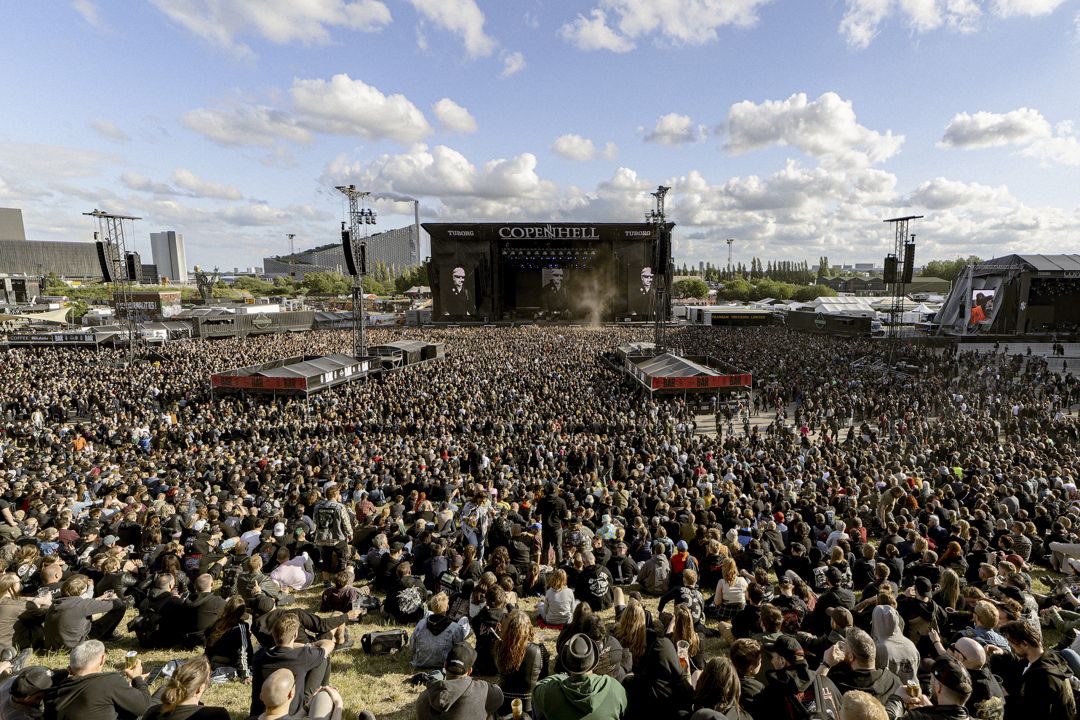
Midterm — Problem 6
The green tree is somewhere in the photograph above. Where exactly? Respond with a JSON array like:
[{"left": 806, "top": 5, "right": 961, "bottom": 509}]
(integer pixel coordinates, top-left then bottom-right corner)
[
  {"left": 672, "top": 278, "right": 708, "bottom": 299},
  {"left": 717, "top": 277, "right": 752, "bottom": 301},
  {"left": 792, "top": 284, "right": 838, "bottom": 302},
  {"left": 300, "top": 271, "right": 352, "bottom": 295},
  {"left": 922, "top": 256, "right": 981, "bottom": 283}
]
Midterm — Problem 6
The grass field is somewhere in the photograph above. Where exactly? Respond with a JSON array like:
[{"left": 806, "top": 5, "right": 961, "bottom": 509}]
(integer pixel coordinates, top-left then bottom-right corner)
[{"left": 28, "top": 571, "right": 1062, "bottom": 720}]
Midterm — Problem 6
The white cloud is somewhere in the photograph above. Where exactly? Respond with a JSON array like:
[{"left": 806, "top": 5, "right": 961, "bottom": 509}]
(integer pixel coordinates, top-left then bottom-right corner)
[
  {"left": 432, "top": 98, "right": 478, "bottom": 134},
  {"left": 182, "top": 105, "right": 312, "bottom": 147},
  {"left": 150, "top": 0, "right": 391, "bottom": 57},
  {"left": 560, "top": 0, "right": 771, "bottom": 52},
  {"left": 840, "top": 0, "right": 1065, "bottom": 48},
  {"left": 643, "top": 113, "right": 705, "bottom": 146},
  {"left": 500, "top": 51, "right": 527, "bottom": 78},
  {"left": 552, "top": 134, "right": 618, "bottom": 161},
  {"left": 90, "top": 119, "right": 130, "bottom": 143},
  {"left": 73, "top": 0, "right": 105, "bottom": 29},
  {"left": 940, "top": 106, "right": 1080, "bottom": 166},
  {"left": 559, "top": 9, "right": 635, "bottom": 52},
  {"left": 290, "top": 74, "right": 432, "bottom": 144},
  {"left": 993, "top": 0, "right": 1067, "bottom": 18},
  {"left": 121, "top": 169, "right": 244, "bottom": 200},
  {"left": 1021, "top": 136, "right": 1080, "bottom": 166},
  {"left": 940, "top": 108, "right": 1051, "bottom": 147},
  {"left": 406, "top": 0, "right": 496, "bottom": 58},
  {"left": 170, "top": 169, "right": 244, "bottom": 200},
  {"left": 724, "top": 92, "right": 904, "bottom": 167},
  {"left": 905, "top": 177, "right": 1013, "bottom": 209}
]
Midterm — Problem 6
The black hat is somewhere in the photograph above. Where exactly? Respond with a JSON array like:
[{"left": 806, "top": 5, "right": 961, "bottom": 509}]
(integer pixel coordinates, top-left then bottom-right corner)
[
  {"left": 446, "top": 643, "right": 476, "bottom": 675},
  {"left": 766, "top": 635, "right": 805, "bottom": 664},
  {"left": 913, "top": 577, "right": 933, "bottom": 597},
  {"left": 559, "top": 633, "right": 598, "bottom": 674},
  {"left": 12, "top": 667, "right": 53, "bottom": 698},
  {"left": 931, "top": 655, "right": 972, "bottom": 696}
]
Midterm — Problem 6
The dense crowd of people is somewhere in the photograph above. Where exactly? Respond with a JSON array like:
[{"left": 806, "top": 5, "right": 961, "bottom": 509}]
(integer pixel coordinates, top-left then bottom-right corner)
[{"left": 0, "top": 324, "right": 1079, "bottom": 720}]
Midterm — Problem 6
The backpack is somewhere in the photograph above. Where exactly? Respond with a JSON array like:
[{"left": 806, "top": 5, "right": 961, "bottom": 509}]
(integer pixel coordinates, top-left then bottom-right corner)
[
  {"left": 361, "top": 630, "right": 407, "bottom": 655},
  {"left": 314, "top": 504, "right": 344, "bottom": 545}
]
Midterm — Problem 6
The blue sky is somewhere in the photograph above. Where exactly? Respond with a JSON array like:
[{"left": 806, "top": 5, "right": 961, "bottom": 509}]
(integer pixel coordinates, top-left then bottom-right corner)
[{"left": 1, "top": 0, "right": 1078, "bottom": 271}]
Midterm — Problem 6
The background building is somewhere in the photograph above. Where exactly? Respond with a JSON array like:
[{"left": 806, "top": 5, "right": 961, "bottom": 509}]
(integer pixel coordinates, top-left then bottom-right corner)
[
  {"left": 150, "top": 231, "right": 188, "bottom": 283},
  {"left": 0, "top": 239, "right": 102, "bottom": 279},
  {"left": 263, "top": 224, "right": 421, "bottom": 279},
  {"left": 0, "top": 208, "right": 26, "bottom": 240}
]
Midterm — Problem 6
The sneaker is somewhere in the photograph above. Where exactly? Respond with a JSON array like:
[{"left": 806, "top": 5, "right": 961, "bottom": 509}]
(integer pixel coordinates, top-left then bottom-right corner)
[{"left": 10, "top": 649, "right": 32, "bottom": 673}]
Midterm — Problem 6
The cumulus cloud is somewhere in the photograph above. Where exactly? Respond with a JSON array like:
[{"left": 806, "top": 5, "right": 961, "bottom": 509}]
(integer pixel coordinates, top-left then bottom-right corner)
[
  {"left": 905, "top": 177, "right": 1013, "bottom": 209},
  {"left": 724, "top": 92, "right": 904, "bottom": 167},
  {"left": 500, "top": 51, "right": 527, "bottom": 78},
  {"left": 1021, "top": 136, "right": 1080, "bottom": 166},
  {"left": 560, "top": 0, "right": 770, "bottom": 51},
  {"left": 407, "top": 0, "right": 496, "bottom": 58},
  {"left": 150, "top": 0, "right": 391, "bottom": 57},
  {"left": 90, "top": 119, "right": 130, "bottom": 143},
  {"left": 291, "top": 74, "right": 433, "bottom": 144},
  {"left": 993, "top": 0, "right": 1067, "bottom": 18},
  {"left": 432, "top": 98, "right": 477, "bottom": 134},
  {"left": 182, "top": 105, "right": 312, "bottom": 147},
  {"left": 940, "top": 108, "right": 1051, "bottom": 148},
  {"left": 643, "top": 113, "right": 706, "bottom": 146},
  {"left": 559, "top": 9, "right": 636, "bottom": 52},
  {"left": 940, "top": 106, "right": 1080, "bottom": 166},
  {"left": 840, "top": 0, "right": 1067, "bottom": 49},
  {"left": 551, "top": 134, "right": 618, "bottom": 161},
  {"left": 121, "top": 169, "right": 243, "bottom": 200}
]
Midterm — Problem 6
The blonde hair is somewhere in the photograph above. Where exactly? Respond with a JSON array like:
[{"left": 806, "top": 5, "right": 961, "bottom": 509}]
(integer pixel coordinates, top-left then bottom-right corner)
[{"left": 546, "top": 569, "right": 567, "bottom": 591}]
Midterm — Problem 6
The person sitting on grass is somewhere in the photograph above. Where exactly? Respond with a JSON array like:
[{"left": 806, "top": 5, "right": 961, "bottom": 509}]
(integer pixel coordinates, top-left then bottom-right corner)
[
  {"left": 256, "top": 667, "right": 367, "bottom": 720},
  {"left": 410, "top": 592, "right": 471, "bottom": 671},
  {"left": 45, "top": 639, "right": 151, "bottom": 720},
  {"left": 142, "top": 656, "right": 229, "bottom": 720},
  {"left": 417, "top": 643, "right": 503, "bottom": 720}
]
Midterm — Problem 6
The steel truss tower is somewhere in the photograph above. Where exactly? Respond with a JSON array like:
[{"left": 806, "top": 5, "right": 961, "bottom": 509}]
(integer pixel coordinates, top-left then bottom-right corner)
[{"left": 84, "top": 209, "right": 143, "bottom": 363}]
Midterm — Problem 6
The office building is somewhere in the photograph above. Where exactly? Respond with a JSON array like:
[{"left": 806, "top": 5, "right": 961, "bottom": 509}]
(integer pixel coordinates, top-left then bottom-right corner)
[{"left": 150, "top": 231, "right": 188, "bottom": 284}]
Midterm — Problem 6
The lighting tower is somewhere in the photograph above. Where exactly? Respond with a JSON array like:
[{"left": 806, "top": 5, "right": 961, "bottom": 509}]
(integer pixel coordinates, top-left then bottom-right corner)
[
  {"left": 726, "top": 238, "right": 734, "bottom": 271},
  {"left": 335, "top": 185, "right": 375, "bottom": 359},
  {"left": 645, "top": 186, "right": 672, "bottom": 352},
  {"left": 883, "top": 215, "right": 922, "bottom": 365},
  {"left": 84, "top": 209, "right": 143, "bottom": 363}
]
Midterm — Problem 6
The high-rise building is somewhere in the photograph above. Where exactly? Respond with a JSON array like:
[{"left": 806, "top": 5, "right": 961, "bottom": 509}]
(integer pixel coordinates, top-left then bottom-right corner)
[
  {"left": 262, "top": 224, "right": 421, "bottom": 278},
  {"left": 150, "top": 231, "right": 188, "bottom": 283},
  {"left": 0, "top": 208, "right": 26, "bottom": 241}
]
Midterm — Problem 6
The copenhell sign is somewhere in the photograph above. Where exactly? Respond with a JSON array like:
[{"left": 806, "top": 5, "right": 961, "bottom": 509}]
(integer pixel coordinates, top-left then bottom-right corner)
[{"left": 651, "top": 374, "right": 752, "bottom": 390}]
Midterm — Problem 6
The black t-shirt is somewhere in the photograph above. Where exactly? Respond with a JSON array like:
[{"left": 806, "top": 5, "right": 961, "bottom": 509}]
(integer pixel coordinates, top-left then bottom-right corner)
[{"left": 250, "top": 645, "right": 327, "bottom": 716}]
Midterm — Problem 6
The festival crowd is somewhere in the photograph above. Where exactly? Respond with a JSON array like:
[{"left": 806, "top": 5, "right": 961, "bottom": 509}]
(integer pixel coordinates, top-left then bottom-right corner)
[{"left": 0, "top": 325, "right": 1079, "bottom": 720}]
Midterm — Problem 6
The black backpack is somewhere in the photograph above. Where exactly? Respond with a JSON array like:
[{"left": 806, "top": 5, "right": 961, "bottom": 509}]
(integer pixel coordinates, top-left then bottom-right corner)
[{"left": 361, "top": 630, "right": 407, "bottom": 655}]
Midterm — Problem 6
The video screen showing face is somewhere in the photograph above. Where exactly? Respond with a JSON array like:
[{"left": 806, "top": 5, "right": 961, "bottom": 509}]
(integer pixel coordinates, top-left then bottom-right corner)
[
  {"left": 969, "top": 288, "right": 996, "bottom": 325},
  {"left": 627, "top": 264, "right": 654, "bottom": 317},
  {"left": 440, "top": 263, "right": 476, "bottom": 317}
]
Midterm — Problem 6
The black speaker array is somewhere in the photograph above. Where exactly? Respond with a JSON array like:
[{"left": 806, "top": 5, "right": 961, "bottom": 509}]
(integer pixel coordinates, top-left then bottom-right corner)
[
  {"left": 341, "top": 224, "right": 358, "bottom": 276},
  {"left": 883, "top": 254, "right": 898, "bottom": 284},
  {"left": 96, "top": 241, "right": 114, "bottom": 282},
  {"left": 901, "top": 242, "right": 915, "bottom": 283},
  {"left": 125, "top": 253, "right": 140, "bottom": 284}
]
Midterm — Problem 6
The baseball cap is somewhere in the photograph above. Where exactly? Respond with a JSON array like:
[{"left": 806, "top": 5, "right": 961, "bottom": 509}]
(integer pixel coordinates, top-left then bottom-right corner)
[
  {"left": 913, "top": 577, "right": 932, "bottom": 597},
  {"left": 102, "top": 535, "right": 118, "bottom": 547},
  {"left": 273, "top": 522, "right": 285, "bottom": 538},
  {"left": 931, "top": 655, "right": 972, "bottom": 696},
  {"left": 446, "top": 643, "right": 476, "bottom": 675},
  {"left": 676, "top": 540, "right": 688, "bottom": 551},
  {"left": 827, "top": 607, "right": 853, "bottom": 628},
  {"left": 766, "top": 635, "right": 805, "bottom": 664}
]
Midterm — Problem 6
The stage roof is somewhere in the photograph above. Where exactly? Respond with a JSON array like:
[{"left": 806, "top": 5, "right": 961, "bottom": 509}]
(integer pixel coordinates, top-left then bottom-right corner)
[{"left": 984, "top": 254, "right": 1080, "bottom": 273}]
